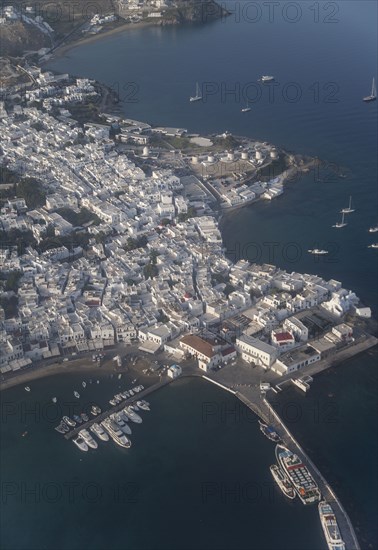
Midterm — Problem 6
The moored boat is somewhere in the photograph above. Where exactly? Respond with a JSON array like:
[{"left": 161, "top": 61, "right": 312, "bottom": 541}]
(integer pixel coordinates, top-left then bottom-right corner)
[
  {"left": 110, "top": 412, "right": 132, "bottom": 435},
  {"left": 79, "top": 428, "right": 98, "bottom": 449},
  {"left": 276, "top": 445, "right": 321, "bottom": 504},
  {"left": 270, "top": 465, "right": 296, "bottom": 499},
  {"left": 73, "top": 391, "right": 80, "bottom": 398},
  {"left": 63, "top": 416, "right": 76, "bottom": 427},
  {"left": 259, "top": 420, "right": 281, "bottom": 442},
  {"left": 101, "top": 419, "right": 131, "bottom": 448},
  {"left": 137, "top": 400, "right": 150, "bottom": 411},
  {"left": 90, "top": 422, "right": 109, "bottom": 442},
  {"left": 123, "top": 406, "right": 142, "bottom": 424},
  {"left": 318, "top": 500, "right": 346, "bottom": 550},
  {"left": 90, "top": 404, "right": 102, "bottom": 416},
  {"left": 73, "top": 435, "right": 88, "bottom": 452}
]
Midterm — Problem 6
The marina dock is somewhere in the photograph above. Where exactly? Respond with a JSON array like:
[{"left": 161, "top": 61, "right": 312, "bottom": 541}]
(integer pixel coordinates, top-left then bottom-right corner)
[{"left": 64, "top": 378, "right": 172, "bottom": 440}]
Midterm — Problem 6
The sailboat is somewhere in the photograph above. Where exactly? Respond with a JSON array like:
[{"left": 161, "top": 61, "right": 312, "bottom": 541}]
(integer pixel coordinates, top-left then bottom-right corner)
[
  {"left": 332, "top": 211, "right": 347, "bottom": 228},
  {"left": 341, "top": 196, "right": 355, "bottom": 214},
  {"left": 363, "top": 77, "right": 377, "bottom": 102},
  {"left": 189, "top": 82, "right": 202, "bottom": 102}
]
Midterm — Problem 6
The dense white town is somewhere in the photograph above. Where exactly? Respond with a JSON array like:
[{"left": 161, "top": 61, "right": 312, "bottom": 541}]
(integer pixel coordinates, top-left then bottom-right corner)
[{"left": 0, "top": 69, "right": 372, "bottom": 382}]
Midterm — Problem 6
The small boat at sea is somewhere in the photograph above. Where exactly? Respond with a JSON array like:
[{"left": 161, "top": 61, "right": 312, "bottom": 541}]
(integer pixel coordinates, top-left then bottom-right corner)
[
  {"left": 132, "top": 378, "right": 137, "bottom": 384},
  {"left": 73, "top": 391, "right": 80, "bottom": 398},
  {"left": 241, "top": 100, "right": 251, "bottom": 113},
  {"left": 52, "top": 397, "right": 57, "bottom": 403},
  {"left": 118, "top": 374, "right": 122, "bottom": 379},
  {"left": 318, "top": 500, "right": 346, "bottom": 550},
  {"left": 90, "top": 423, "right": 109, "bottom": 442},
  {"left": 79, "top": 428, "right": 98, "bottom": 449},
  {"left": 332, "top": 211, "right": 347, "bottom": 228},
  {"left": 363, "top": 77, "right": 377, "bottom": 102},
  {"left": 270, "top": 464, "right": 296, "bottom": 499},
  {"left": 96, "top": 380, "right": 100, "bottom": 384},
  {"left": 63, "top": 416, "right": 76, "bottom": 427},
  {"left": 82, "top": 381, "right": 86, "bottom": 388},
  {"left": 260, "top": 75, "right": 275, "bottom": 82},
  {"left": 24, "top": 386, "right": 31, "bottom": 392},
  {"left": 368, "top": 243, "right": 378, "bottom": 249},
  {"left": 308, "top": 248, "right": 328, "bottom": 255},
  {"left": 340, "top": 196, "right": 355, "bottom": 214},
  {"left": 189, "top": 82, "right": 202, "bottom": 102},
  {"left": 368, "top": 225, "right": 378, "bottom": 233},
  {"left": 259, "top": 420, "right": 281, "bottom": 442},
  {"left": 73, "top": 435, "right": 88, "bottom": 452}
]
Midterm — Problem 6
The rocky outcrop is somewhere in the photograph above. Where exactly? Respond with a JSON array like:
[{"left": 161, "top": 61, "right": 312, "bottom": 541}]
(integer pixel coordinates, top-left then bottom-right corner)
[
  {"left": 161, "top": 0, "right": 229, "bottom": 25},
  {"left": 1, "top": 20, "right": 50, "bottom": 57}
]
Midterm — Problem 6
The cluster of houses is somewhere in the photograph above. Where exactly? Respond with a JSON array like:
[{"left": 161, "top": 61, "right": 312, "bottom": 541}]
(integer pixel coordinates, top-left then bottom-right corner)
[{"left": 0, "top": 96, "right": 369, "bottom": 378}]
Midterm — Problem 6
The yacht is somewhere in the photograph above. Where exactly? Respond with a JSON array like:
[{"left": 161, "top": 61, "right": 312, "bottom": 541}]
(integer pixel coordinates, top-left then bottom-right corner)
[
  {"left": 332, "top": 211, "right": 347, "bottom": 228},
  {"left": 63, "top": 416, "right": 76, "bottom": 427},
  {"left": 110, "top": 413, "right": 132, "bottom": 435},
  {"left": 363, "top": 77, "right": 377, "bottom": 102},
  {"left": 73, "top": 435, "right": 88, "bottom": 452},
  {"left": 340, "top": 196, "right": 354, "bottom": 214},
  {"left": 73, "top": 391, "right": 80, "bottom": 398},
  {"left": 189, "top": 82, "right": 202, "bottom": 102},
  {"left": 368, "top": 225, "right": 378, "bottom": 233},
  {"left": 79, "top": 428, "right": 98, "bottom": 449},
  {"left": 123, "top": 406, "right": 142, "bottom": 423},
  {"left": 318, "top": 501, "right": 346, "bottom": 550},
  {"left": 101, "top": 419, "right": 131, "bottom": 448},
  {"left": 308, "top": 248, "right": 329, "bottom": 255},
  {"left": 90, "top": 422, "right": 109, "bottom": 442},
  {"left": 137, "top": 400, "right": 150, "bottom": 411},
  {"left": 261, "top": 75, "right": 275, "bottom": 82},
  {"left": 90, "top": 404, "right": 102, "bottom": 416}
]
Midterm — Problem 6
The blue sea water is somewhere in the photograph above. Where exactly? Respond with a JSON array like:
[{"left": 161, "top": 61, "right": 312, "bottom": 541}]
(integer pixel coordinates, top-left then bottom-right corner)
[{"left": 1, "top": 2, "right": 377, "bottom": 549}]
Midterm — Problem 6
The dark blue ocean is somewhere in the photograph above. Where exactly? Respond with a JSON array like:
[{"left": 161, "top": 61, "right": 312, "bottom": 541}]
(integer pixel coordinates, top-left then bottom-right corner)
[{"left": 1, "top": 2, "right": 377, "bottom": 549}]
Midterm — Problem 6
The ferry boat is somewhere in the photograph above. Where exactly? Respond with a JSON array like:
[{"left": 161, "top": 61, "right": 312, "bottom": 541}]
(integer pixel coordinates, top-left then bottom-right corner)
[
  {"left": 261, "top": 75, "right": 275, "bottom": 82},
  {"left": 73, "top": 391, "right": 80, "bottom": 399},
  {"left": 363, "top": 77, "right": 377, "bottom": 102},
  {"left": 73, "top": 435, "right": 88, "bottom": 452},
  {"left": 340, "top": 196, "right": 355, "bottom": 214},
  {"left": 189, "top": 82, "right": 202, "bottom": 102},
  {"left": 63, "top": 416, "right": 76, "bottom": 427},
  {"left": 270, "top": 465, "right": 296, "bottom": 499},
  {"left": 258, "top": 420, "right": 281, "bottom": 442},
  {"left": 90, "top": 404, "right": 102, "bottom": 416},
  {"left": 275, "top": 445, "right": 321, "bottom": 504},
  {"left": 137, "top": 400, "right": 150, "bottom": 411},
  {"left": 123, "top": 406, "right": 142, "bottom": 424},
  {"left": 318, "top": 500, "right": 346, "bottom": 550},
  {"left": 110, "top": 412, "right": 132, "bottom": 435},
  {"left": 368, "top": 225, "right": 378, "bottom": 233},
  {"left": 308, "top": 248, "right": 328, "bottom": 255},
  {"left": 90, "top": 422, "right": 109, "bottom": 442},
  {"left": 101, "top": 419, "right": 131, "bottom": 448},
  {"left": 79, "top": 429, "right": 98, "bottom": 449},
  {"left": 368, "top": 243, "right": 378, "bottom": 249}
]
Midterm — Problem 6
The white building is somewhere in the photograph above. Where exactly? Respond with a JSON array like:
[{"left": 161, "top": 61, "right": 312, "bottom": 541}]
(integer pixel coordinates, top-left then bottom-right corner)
[{"left": 236, "top": 335, "right": 278, "bottom": 369}]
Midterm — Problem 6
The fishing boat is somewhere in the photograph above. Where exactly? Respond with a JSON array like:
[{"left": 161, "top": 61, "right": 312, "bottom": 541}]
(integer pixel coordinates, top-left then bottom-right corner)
[
  {"left": 363, "top": 77, "right": 377, "bottom": 102},
  {"left": 340, "top": 196, "right": 354, "bottom": 214},
  {"left": 332, "top": 211, "right": 347, "bottom": 228},
  {"left": 24, "top": 386, "right": 31, "bottom": 392},
  {"left": 270, "top": 465, "right": 296, "bottom": 499},
  {"left": 189, "top": 82, "right": 202, "bottom": 102},
  {"left": 73, "top": 390, "right": 80, "bottom": 398}
]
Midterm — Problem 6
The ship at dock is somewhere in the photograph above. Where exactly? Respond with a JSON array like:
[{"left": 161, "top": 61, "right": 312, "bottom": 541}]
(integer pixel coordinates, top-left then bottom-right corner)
[
  {"left": 318, "top": 500, "right": 346, "bottom": 550},
  {"left": 270, "top": 464, "right": 296, "bottom": 499},
  {"left": 275, "top": 444, "right": 321, "bottom": 504},
  {"left": 258, "top": 420, "right": 281, "bottom": 442}
]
